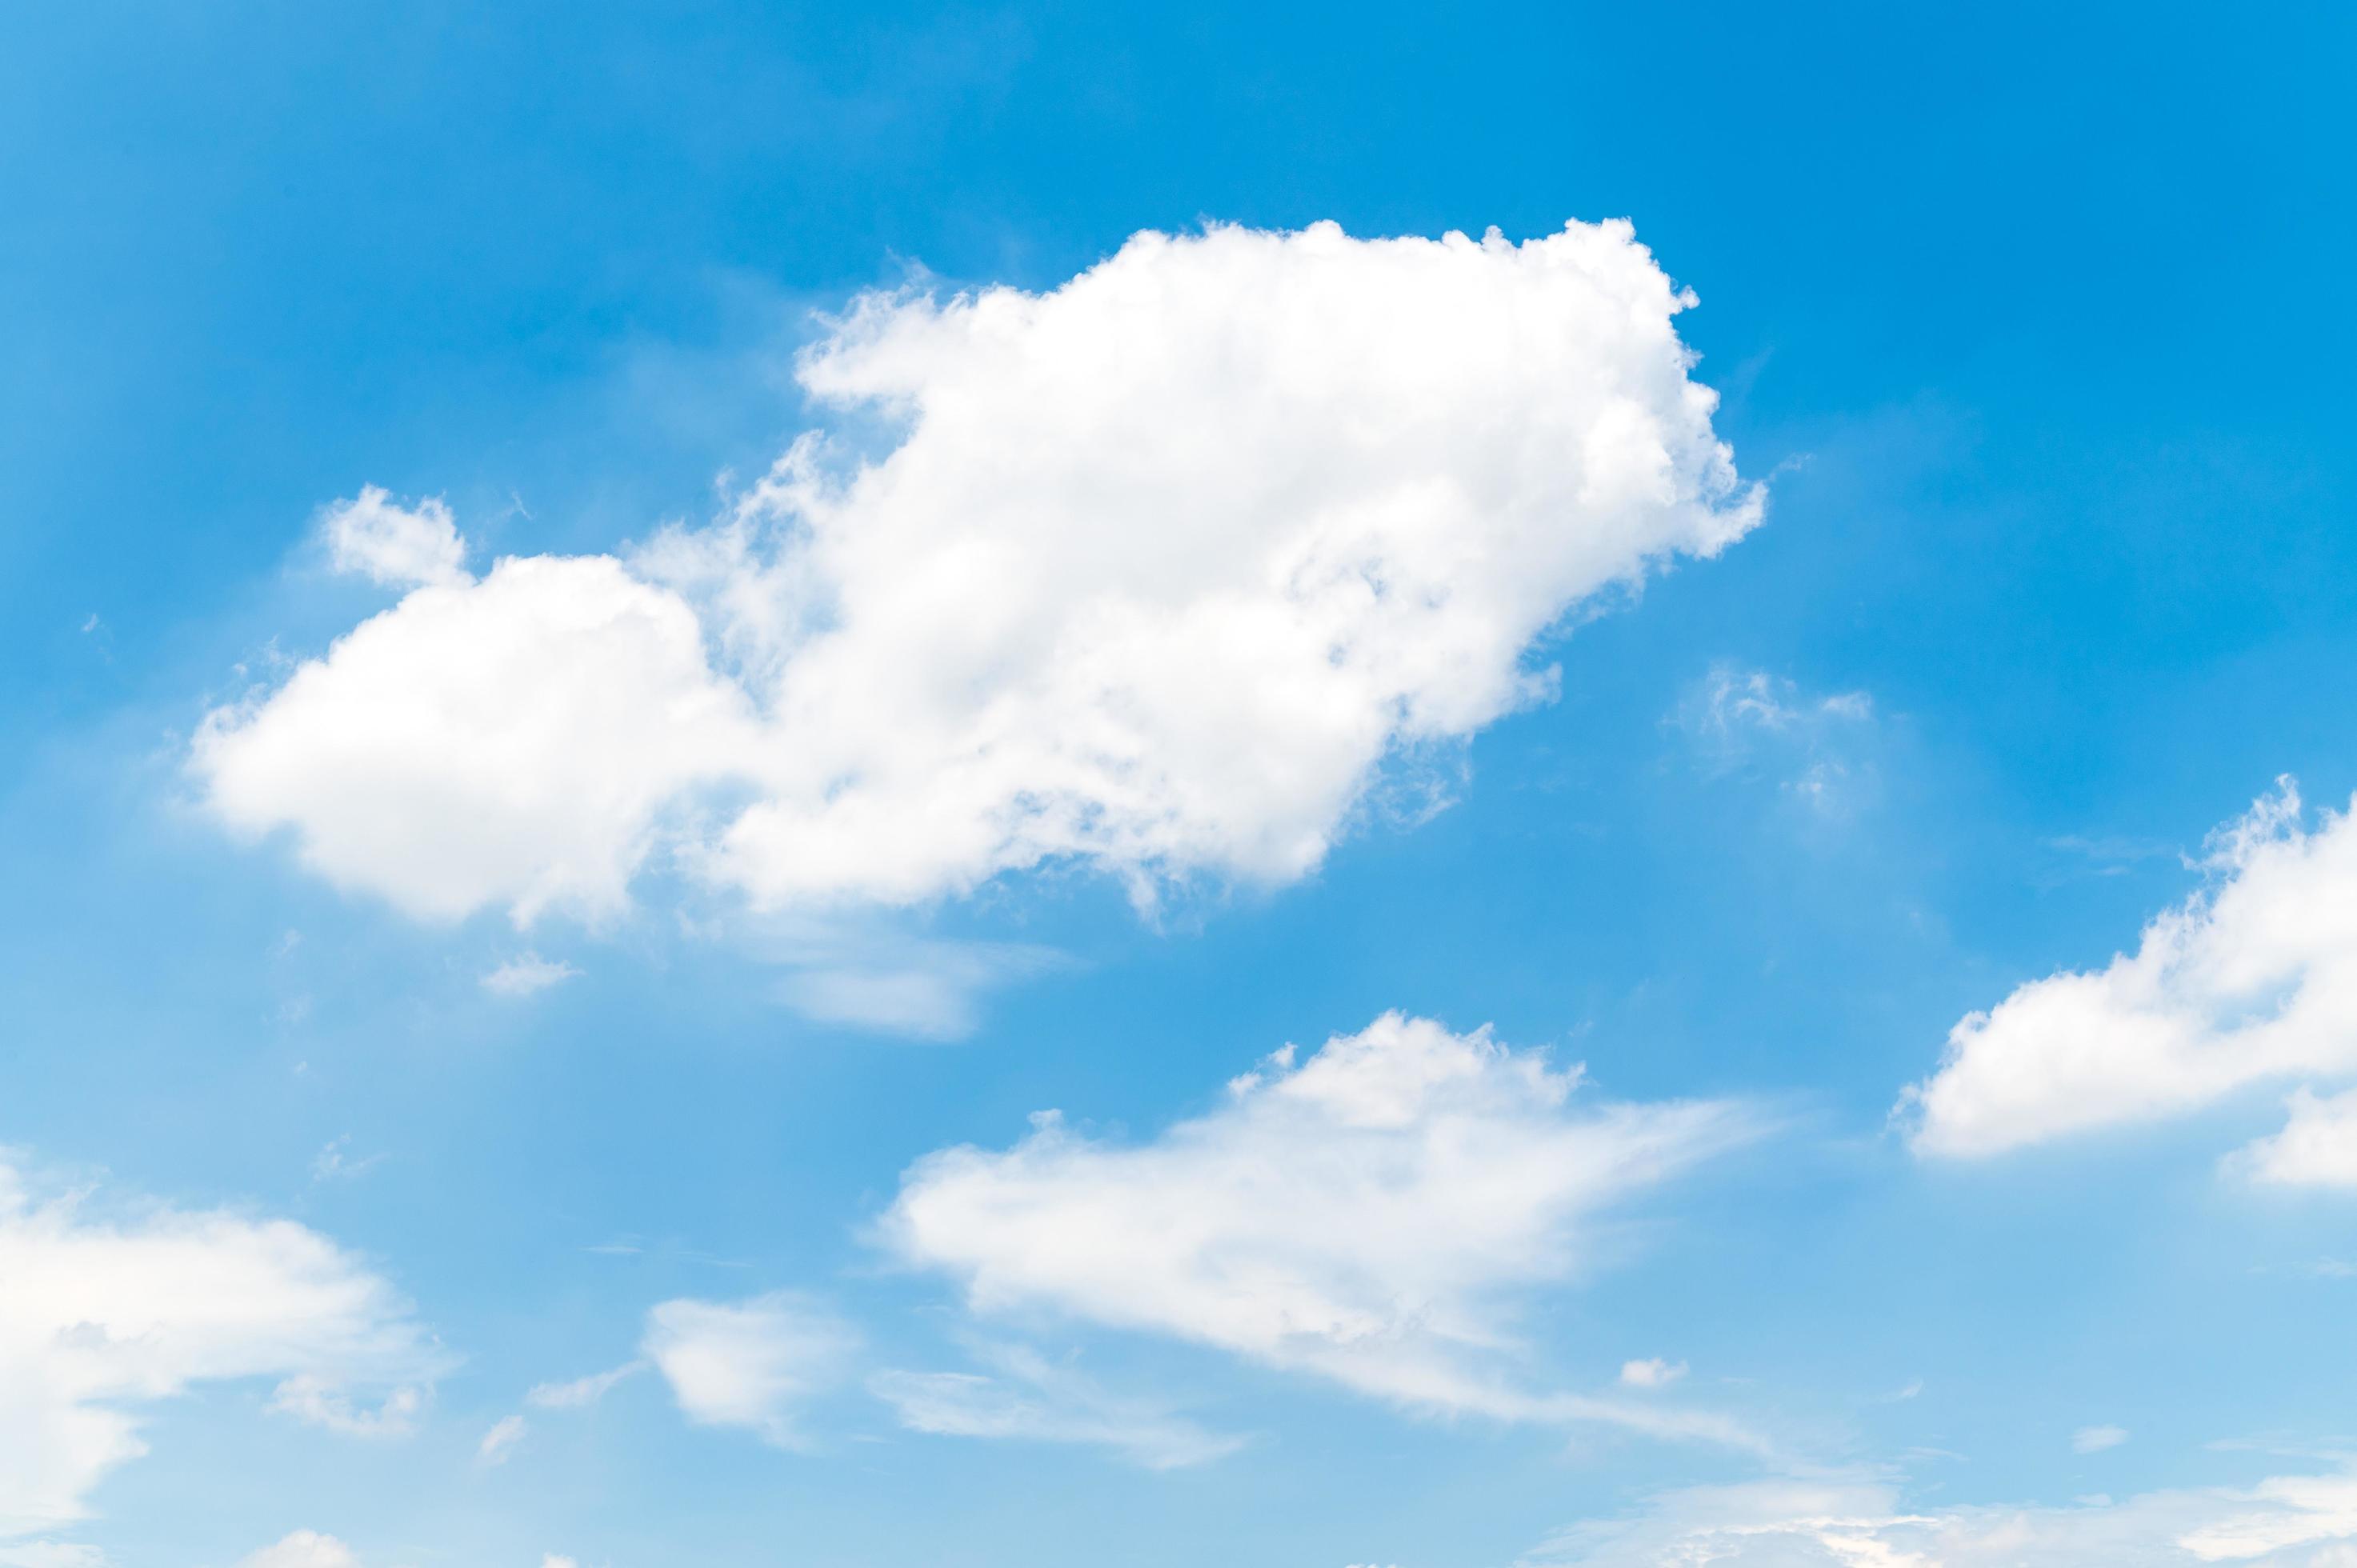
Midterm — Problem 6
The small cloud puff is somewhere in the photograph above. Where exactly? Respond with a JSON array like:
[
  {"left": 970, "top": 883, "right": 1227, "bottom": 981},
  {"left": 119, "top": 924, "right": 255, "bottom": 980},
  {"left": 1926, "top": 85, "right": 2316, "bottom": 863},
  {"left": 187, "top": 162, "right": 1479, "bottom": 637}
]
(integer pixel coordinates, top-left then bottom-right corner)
[
  {"left": 642, "top": 1293, "right": 859, "bottom": 1448},
  {"left": 1619, "top": 1358, "right": 1688, "bottom": 1389},
  {"left": 482, "top": 954, "right": 581, "bottom": 998},
  {"left": 322, "top": 486, "right": 469, "bottom": 590}
]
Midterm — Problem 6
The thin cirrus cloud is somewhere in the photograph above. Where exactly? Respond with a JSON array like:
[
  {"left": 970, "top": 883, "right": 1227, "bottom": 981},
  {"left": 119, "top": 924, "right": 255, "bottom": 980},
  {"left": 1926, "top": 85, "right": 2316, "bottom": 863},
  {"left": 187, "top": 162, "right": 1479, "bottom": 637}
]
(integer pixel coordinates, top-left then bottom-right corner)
[
  {"left": 0, "top": 1154, "right": 441, "bottom": 1546},
  {"left": 526, "top": 1360, "right": 646, "bottom": 1410},
  {"left": 870, "top": 1342, "right": 1245, "bottom": 1470},
  {"left": 190, "top": 218, "right": 1762, "bottom": 926},
  {"left": 878, "top": 1013, "right": 1766, "bottom": 1447},
  {"left": 1900, "top": 778, "right": 2357, "bottom": 1173},
  {"left": 474, "top": 1414, "right": 529, "bottom": 1468},
  {"left": 1523, "top": 1460, "right": 2357, "bottom": 1566},
  {"left": 1671, "top": 663, "right": 1876, "bottom": 817}
]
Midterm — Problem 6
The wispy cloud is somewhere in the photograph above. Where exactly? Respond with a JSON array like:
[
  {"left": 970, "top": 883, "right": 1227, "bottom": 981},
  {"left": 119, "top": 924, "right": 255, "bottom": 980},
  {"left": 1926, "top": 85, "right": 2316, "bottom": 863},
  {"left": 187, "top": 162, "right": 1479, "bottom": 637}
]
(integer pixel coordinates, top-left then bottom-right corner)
[
  {"left": 872, "top": 1343, "right": 1243, "bottom": 1470},
  {"left": 310, "top": 1137, "right": 385, "bottom": 1183},
  {"left": 882, "top": 1012, "right": 1769, "bottom": 1451},
  {"left": 1526, "top": 1454, "right": 2357, "bottom": 1565},
  {"left": 1671, "top": 664, "right": 1876, "bottom": 816},
  {"left": 528, "top": 1362, "right": 646, "bottom": 1410},
  {"left": 475, "top": 1414, "right": 528, "bottom": 1467}
]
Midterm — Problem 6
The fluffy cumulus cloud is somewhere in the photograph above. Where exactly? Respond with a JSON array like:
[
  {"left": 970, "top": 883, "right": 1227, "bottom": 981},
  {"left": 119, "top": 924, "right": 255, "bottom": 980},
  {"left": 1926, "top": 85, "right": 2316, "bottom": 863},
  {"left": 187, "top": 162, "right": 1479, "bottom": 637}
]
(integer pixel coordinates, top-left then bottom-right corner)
[
  {"left": 194, "top": 554, "right": 762, "bottom": 922},
  {"left": 1903, "top": 780, "right": 2357, "bottom": 1165},
  {"left": 1619, "top": 1358, "right": 1688, "bottom": 1389},
  {"left": 642, "top": 1293, "right": 857, "bottom": 1447},
  {"left": 2234, "top": 1086, "right": 2357, "bottom": 1188},
  {"left": 193, "top": 218, "right": 1761, "bottom": 923},
  {"left": 0, "top": 1156, "right": 438, "bottom": 1542},
  {"left": 1527, "top": 1461, "right": 2357, "bottom": 1566},
  {"left": 319, "top": 487, "right": 468, "bottom": 590},
  {"left": 879, "top": 1013, "right": 1760, "bottom": 1434}
]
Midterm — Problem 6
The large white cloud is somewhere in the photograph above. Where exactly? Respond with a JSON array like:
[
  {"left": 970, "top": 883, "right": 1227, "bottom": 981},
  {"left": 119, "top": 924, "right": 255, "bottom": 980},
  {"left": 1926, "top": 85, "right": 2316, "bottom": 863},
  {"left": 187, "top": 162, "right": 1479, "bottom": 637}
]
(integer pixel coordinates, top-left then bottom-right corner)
[
  {"left": 0, "top": 1155, "right": 439, "bottom": 1541},
  {"left": 1527, "top": 1462, "right": 2357, "bottom": 1566},
  {"left": 1902, "top": 780, "right": 2357, "bottom": 1162},
  {"left": 878, "top": 1013, "right": 1760, "bottom": 1437},
  {"left": 194, "top": 218, "right": 1761, "bottom": 922}
]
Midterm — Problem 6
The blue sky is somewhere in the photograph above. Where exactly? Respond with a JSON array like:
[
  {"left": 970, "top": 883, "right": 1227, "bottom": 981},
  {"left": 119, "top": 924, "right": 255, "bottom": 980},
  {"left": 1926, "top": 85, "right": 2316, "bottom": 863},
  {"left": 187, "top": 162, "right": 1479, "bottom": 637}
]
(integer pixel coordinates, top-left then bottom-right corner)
[{"left": 6, "top": 3, "right": 2357, "bottom": 1565}]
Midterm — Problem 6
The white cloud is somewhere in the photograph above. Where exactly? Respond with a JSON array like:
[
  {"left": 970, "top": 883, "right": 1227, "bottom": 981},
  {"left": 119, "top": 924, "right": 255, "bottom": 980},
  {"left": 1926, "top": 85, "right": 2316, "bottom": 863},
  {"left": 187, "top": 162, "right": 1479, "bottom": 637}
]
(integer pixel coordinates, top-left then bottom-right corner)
[
  {"left": 476, "top": 1414, "right": 528, "bottom": 1467},
  {"left": 234, "top": 1537, "right": 569, "bottom": 1568},
  {"left": 1902, "top": 780, "right": 2357, "bottom": 1159},
  {"left": 0, "top": 1154, "right": 439, "bottom": 1538},
  {"left": 870, "top": 1342, "right": 1243, "bottom": 1470},
  {"left": 194, "top": 555, "right": 764, "bottom": 923},
  {"left": 196, "top": 218, "right": 1760, "bottom": 925},
  {"left": 642, "top": 1293, "right": 857, "bottom": 1447},
  {"left": 880, "top": 1013, "right": 1761, "bottom": 1437},
  {"left": 481, "top": 954, "right": 582, "bottom": 998},
  {"left": 266, "top": 1376, "right": 426, "bottom": 1438},
  {"left": 307, "top": 1138, "right": 383, "bottom": 1184},
  {"left": 526, "top": 1361, "right": 645, "bottom": 1410},
  {"left": 322, "top": 487, "right": 468, "bottom": 591},
  {"left": 1526, "top": 1461, "right": 2357, "bottom": 1566},
  {"left": 1619, "top": 1358, "right": 1688, "bottom": 1390},
  {"left": 1674, "top": 664, "right": 1875, "bottom": 815},
  {"left": 238, "top": 1534, "right": 363, "bottom": 1568},
  {"left": 2075, "top": 1423, "right": 2131, "bottom": 1453},
  {"left": 0, "top": 1545, "right": 108, "bottom": 1568},
  {"left": 770, "top": 938, "right": 1061, "bottom": 1040},
  {"left": 1679, "top": 666, "right": 1871, "bottom": 743},
  {"left": 2234, "top": 1087, "right": 2357, "bottom": 1188}
]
